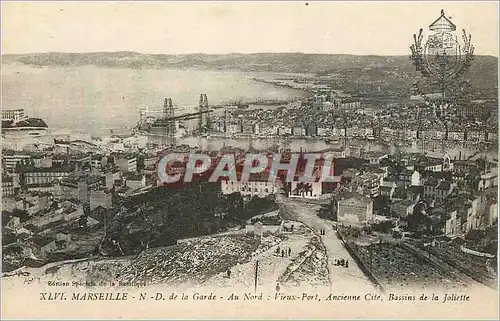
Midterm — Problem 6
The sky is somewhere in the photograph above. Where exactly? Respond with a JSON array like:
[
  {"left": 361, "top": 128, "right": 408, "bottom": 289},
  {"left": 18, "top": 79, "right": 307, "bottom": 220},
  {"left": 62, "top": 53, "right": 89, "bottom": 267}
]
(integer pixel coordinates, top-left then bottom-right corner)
[{"left": 1, "top": 1, "right": 498, "bottom": 56}]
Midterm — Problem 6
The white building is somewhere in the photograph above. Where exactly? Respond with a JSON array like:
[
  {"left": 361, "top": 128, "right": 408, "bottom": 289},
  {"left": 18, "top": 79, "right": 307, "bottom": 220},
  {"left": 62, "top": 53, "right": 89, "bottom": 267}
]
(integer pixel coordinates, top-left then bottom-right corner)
[
  {"left": 333, "top": 191, "right": 373, "bottom": 225},
  {"left": 445, "top": 210, "right": 464, "bottom": 237},
  {"left": 124, "top": 173, "right": 146, "bottom": 190},
  {"left": 2, "top": 154, "right": 33, "bottom": 171},
  {"left": 489, "top": 203, "right": 498, "bottom": 226},
  {"left": 115, "top": 155, "right": 137, "bottom": 173},
  {"left": 411, "top": 170, "right": 421, "bottom": 186},
  {"left": 89, "top": 188, "right": 113, "bottom": 210},
  {"left": 221, "top": 180, "right": 280, "bottom": 197},
  {"left": 2, "top": 109, "right": 27, "bottom": 123}
]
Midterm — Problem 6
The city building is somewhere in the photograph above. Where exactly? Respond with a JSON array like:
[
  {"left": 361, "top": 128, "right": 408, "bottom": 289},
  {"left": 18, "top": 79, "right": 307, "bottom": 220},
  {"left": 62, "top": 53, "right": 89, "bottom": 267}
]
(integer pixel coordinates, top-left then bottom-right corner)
[
  {"left": 364, "top": 151, "right": 388, "bottom": 165},
  {"left": 220, "top": 172, "right": 280, "bottom": 198},
  {"left": 24, "top": 165, "right": 75, "bottom": 185},
  {"left": 390, "top": 199, "right": 416, "bottom": 218},
  {"left": 2, "top": 109, "right": 27, "bottom": 123},
  {"left": 2, "top": 154, "right": 33, "bottom": 172},
  {"left": 89, "top": 188, "right": 113, "bottom": 210},
  {"left": 329, "top": 148, "right": 347, "bottom": 159},
  {"left": 340, "top": 100, "right": 361, "bottom": 109},
  {"left": 435, "top": 181, "right": 453, "bottom": 200},
  {"left": 32, "top": 156, "right": 54, "bottom": 168},
  {"left": 277, "top": 126, "right": 292, "bottom": 136},
  {"left": 445, "top": 209, "right": 466, "bottom": 237},
  {"left": 411, "top": 170, "right": 421, "bottom": 186},
  {"left": 419, "top": 155, "right": 453, "bottom": 172},
  {"left": 407, "top": 185, "right": 424, "bottom": 202},
  {"left": 56, "top": 175, "right": 102, "bottom": 203},
  {"left": 115, "top": 155, "right": 137, "bottom": 173},
  {"left": 486, "top": 132, "right": 497, "bottom": 142},
  {"left": 2, "top": 175, "right": 15, "bottom": 197},
  {"left": 70, "top": 154, "right": 92, "bottom": 169},
  {"left": 333, "top": 191, "right": 373, "bottom": 224},
  {"left": 29, "top": 202, "right": 84, "bottom": 228},
  {"left": 445, "top": 194, "right": 486, "bottom": 237},
  {"left": 478, "top": 170, "right": 498, "bottom": 191},
  {"left": 466, "top": 199, "right": 486, "bottom": 233},
  {"left": 124, "top": 172, "right": 146, "bottom": 190},
  {"left": 6, "top": 217, "right": 21, "bottom": 229},
  {"left": 488, "top": 203, "right": 498, "bottom": 226},
  {"left": 104, "top": 169, "right": 122, "bottom": 189},
  {"left": 423, "top": 178, "right": 453, "bottom": 201},
  {"left": 397, "top": 169, "right": 414, "bottom": 188},
  {"left": 292, "top": 127, "right": 305, "bottom": 136},
  {"left": 90, "top": 155, "right": 108, "bottom": 170},
  {"left": 348, "top": 173, "right": 380, "bottom": 198},
  {"left": 379, "top": 181, "right": 396, "bottom": 199},
  {"left": 466, "top": 130, "right": 486, "bottom": 142},
  {"left": 143, "top": 155, "right": 159, "bottom": 173},
  {"left": 448, "top": 131, "right": 466, "bottom": 141}
]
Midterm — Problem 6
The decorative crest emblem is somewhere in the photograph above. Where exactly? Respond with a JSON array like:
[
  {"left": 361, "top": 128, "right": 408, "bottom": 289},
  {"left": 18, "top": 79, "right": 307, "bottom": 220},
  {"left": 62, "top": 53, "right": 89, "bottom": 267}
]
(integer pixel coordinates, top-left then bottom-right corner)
[
  {"left": 411, "top": 10, "right": 474, "bottom": 87},
  {"left": 410, "top": 10, "right": 475, "bottom": 124}
]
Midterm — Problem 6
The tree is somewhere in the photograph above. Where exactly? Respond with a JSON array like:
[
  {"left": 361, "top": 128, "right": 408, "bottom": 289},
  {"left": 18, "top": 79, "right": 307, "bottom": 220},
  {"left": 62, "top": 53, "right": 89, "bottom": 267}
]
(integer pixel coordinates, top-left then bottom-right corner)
[
  {"left": 78, "top": 215, "right": 88, "bottom": 228},
  {"left": 408, "top": 200, "right": 428, "bottom": 233},
  {"left": 224, "top": 192, "right": 244, "bottom": 221},
  {"left": 11, "top": 209, "right": 30, "bottom": 223},
  {"left": 393, "top": 188, "right": 407, "bottom": 200},
  {"left": 372, "top": 220, "right": 395, "bottom": 234},
  {"left": 373, "top": 195, "right": 391, "bottom": 212}
]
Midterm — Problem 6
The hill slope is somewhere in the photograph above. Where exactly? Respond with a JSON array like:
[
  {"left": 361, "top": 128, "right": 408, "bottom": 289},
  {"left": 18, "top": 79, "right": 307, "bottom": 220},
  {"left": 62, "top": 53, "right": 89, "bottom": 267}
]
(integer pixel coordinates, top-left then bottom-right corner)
[{"left": 2, "top": 52, "right": 497, "bottom": 92}]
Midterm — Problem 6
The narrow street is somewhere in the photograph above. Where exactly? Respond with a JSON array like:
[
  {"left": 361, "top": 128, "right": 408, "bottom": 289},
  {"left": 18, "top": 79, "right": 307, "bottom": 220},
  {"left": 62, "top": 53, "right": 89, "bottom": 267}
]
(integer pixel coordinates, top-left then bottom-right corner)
[{"left": 276, "top": 194, "right": 376, "bottom": 292}]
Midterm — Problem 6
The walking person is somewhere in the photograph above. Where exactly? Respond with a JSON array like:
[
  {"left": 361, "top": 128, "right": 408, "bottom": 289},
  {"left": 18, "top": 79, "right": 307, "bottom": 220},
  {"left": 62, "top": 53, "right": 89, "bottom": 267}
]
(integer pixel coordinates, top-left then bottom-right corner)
[
  {"left": 288, "top": 247, "right": 291, "bottom": 256},
  {"left": 276, "top": 283, "right": 281, "bottom": 292},
  {"left": 227, "top": 269, "right": 231, "bottom": 278},
  {"left": 276, "top": 246, "right": 280, "bottom": 256},
  {"left": 281, "top": 249, "right": 285, "bottom": 258}
]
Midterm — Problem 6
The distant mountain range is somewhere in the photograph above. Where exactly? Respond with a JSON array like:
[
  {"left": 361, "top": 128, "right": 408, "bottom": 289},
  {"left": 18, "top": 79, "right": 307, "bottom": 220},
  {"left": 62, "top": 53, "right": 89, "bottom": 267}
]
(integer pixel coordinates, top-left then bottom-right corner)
[{"left": 2, "top": 51, "right": 498, "bottom": 90}]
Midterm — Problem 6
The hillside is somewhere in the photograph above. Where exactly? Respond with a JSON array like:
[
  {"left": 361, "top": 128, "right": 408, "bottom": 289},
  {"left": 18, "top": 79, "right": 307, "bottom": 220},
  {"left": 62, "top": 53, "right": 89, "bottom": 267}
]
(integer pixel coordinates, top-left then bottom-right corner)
[
  {"left": 1, "top": 52, "right": 495, "bottom": 74},
  {"left": 2, "top": 52, "right": 497, "bottom": 95}
]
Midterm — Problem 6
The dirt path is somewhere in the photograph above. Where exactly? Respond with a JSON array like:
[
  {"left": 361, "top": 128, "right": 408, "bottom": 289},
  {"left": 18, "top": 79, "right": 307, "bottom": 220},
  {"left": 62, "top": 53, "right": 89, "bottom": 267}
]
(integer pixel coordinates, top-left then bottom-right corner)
[
  {"left": 193, "top": 231, "right": 312, "bottom": 291},
  {"left": 191, "top": 218, "right": 336, "bottom": 293},
  {"left": 276, "top": 195, "right": 376, "bottom": 292}
]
